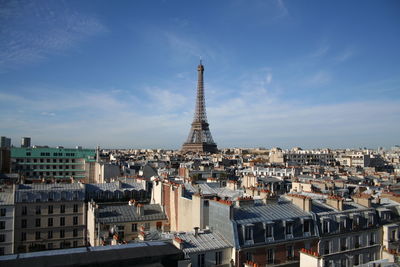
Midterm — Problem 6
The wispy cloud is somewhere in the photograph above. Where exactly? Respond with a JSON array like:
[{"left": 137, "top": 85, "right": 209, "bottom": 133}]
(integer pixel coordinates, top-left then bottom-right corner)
[
  {"left": 0, "top": 1, "right": 107, "bottom": 71},
  {"left": 335, "top": 47, "right": 355, "bottom": 62},
  {"left": 304, "top": 71, "right": 332, "bottom": 87},
  {"left": 1, "top": 76, "right": 399, "bottom": 149}
]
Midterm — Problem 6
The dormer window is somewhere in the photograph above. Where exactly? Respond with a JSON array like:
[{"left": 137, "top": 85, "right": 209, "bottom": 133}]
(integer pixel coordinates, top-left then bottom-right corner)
[
  {"left": 244, "top": 224, "right": 254, "bottom": 241},
  {"left": 367, "top": 213, "right": 374, "bottom": 226},
  {"left": 303, "top": 220, "right": 310, "bottom": 233},
  {"left": 322, "top": 219, "right": 330, "bottom": 233},
  {"left": 264, "top": 222, "right": 274, "bottom": 240},
  {"left": 285, "top": 221, "right": 293, "bottom": 236}
]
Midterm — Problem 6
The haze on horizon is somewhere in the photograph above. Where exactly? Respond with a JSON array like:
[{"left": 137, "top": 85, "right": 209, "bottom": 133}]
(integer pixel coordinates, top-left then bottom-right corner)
[{"left": 1, "top": 0, "right": 399, "bottom": 150}]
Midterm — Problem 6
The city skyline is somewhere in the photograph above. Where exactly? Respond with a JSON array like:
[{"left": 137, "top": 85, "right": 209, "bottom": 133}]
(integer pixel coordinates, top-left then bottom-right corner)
[{"left": 1, "top": 0, "right": 400, "bottom": 149}]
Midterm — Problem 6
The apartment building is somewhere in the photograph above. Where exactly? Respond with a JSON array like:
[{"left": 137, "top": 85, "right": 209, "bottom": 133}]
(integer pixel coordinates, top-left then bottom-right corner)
[
  {"left": 11, "top": 147, "right": 96, "bottom": 182},
  {"left": 0, "top": 191, "right": 14, "bottom": 255},
  {"left": 312, "top": 195, "right": 381, "bottom": 266},
  {"left": 14, "top": 183, "right": 86, "bottom": 253},
  {"left": 173, "top": 230, "right": 233, "bottom": 267},
  {"left": 209, "top": 195, "right": 319, "bottom": 267},
  {"left": 87, "top": 201, "right": 168, "bottom": 246}
]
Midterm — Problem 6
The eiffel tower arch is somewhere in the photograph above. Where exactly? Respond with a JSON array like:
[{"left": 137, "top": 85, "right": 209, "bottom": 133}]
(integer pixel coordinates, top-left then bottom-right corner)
[{"left": 181, "top": 61, "right": 218, "bottom": 154}]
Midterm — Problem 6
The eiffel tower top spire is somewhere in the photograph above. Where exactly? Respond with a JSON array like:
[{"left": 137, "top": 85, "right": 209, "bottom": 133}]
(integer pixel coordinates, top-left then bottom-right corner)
[
  {"left": 181, "top": 62, "right": 218, "bottom": 154},
  {"left": 193, "top": 60, "right": 207, "bottom": 123}
]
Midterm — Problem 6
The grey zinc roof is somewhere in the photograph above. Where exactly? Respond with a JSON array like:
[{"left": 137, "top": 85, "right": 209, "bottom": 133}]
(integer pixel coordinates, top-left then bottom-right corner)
[
  {"left": 233, "top": 199, "right": 311, "bottom": 224},
  {"left": 15, "top": 183, "right": 85, "bottom": 202},
  {"left": 85, "top": 181, "right": 145, "bottom": 192},
  {"left": 176, "top": 231, "right": 232, "bottom": 254},
  {"left": 0, "top": 192, "right": 14, "bottom": 205},
  {"left": 184, "top": 183, "right": 244, "bottom": 200},
  {"left": 97, "top": 203, "right": 167, "bottom": 224}
]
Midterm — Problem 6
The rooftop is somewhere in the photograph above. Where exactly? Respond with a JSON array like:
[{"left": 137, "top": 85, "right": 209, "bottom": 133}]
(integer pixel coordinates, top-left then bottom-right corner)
[
  {"left": 176, "top": 231, "right": 232, "bottom": 254},
  {"left": 96, "top": 203, "right": 167, "bottom": 223},
  {"left": 233, "top": 199, "right": 311, "bottom": 224},
  {"left": 0, "top": 192, "right": 14, "bottom": 205}
]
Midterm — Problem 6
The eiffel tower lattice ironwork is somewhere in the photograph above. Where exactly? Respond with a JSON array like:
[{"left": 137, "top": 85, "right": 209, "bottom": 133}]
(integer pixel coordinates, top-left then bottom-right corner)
[{"left": 181, "top": 61, "right": 218, "bottom": 153}]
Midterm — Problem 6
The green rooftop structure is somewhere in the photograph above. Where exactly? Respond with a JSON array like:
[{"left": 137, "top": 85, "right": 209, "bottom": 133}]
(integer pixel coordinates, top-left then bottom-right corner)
[{"left": 11, "top": 147, "right": 96, "bottom": 182}]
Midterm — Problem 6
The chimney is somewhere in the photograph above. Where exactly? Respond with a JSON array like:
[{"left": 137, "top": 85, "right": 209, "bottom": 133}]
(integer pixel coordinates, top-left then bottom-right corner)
[
  {"left": 326, "top": 195, "right": 344, "bottom": 211},
  {"left": 236, "top": 196, "right": 255, "bottom": 207},
  {"left": 194, "top": 227, "right": 199, "bottom": 237},
  {"left": 285, "top": 193, "right": 312, "bottom": 212},
  {"left": 353, "top": 194, "right": 372, "bottom": 208}
]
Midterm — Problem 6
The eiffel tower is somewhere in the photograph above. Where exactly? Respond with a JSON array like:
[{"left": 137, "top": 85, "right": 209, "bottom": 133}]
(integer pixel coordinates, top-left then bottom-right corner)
[{"left": 181, "top": 61, "right": 218, "bottom": 153}]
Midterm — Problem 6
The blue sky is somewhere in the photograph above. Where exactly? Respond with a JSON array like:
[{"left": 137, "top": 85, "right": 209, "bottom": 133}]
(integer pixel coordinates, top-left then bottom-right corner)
[{"left": 1, "top": 0, "right": 399, "bottom": 149}]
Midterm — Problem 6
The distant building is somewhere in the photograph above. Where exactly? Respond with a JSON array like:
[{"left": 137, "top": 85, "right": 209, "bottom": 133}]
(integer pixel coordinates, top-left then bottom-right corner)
[
  {"left": 0, "top": 192, "right": 14, "bottom": 255},
  {"left": 13, "top": 183, "right": 86, "bottom": 253},
  {"left": 10, "top": 147, "right": 96, "bottom": 182},
  {"left": 0, "top": 137, "right": 11, "bottom": 148},
  {"left": 20, "top": 137, "right": 31, "bottom": 148},
  {"left": 0, "top": 148, "right": 11, "bottom": 174}
]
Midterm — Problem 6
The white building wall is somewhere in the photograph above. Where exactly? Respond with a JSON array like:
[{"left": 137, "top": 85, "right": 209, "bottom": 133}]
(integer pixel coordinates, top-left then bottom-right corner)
[{"left": 0, "top": 205, "right": 14, "bottom": 255}]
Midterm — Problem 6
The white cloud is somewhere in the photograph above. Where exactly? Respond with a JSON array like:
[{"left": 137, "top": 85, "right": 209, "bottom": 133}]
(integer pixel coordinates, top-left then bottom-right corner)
[{"left": 335, "top": 48, "right": 354, "bottom": 62}]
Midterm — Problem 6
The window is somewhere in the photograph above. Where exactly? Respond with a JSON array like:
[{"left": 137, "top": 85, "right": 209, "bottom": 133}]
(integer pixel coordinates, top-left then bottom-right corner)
[
  {"left": 197, "top": 253, "right": 205, "bottom": 267},
  {"left": 22, "top": 219, "right": 27, "bottom": 228},
  {"left": 0, "top": 209, "right": 5, "bottom": 216},
  {"left": 48, "top": 231, "right": 53, "bottom": 239},
  {"left": 131, "top": 224, "right": 137, "bottom": 232},
  {"left": 339, "top": 219, "right": 346, "bottom": 231},
  {"left": 303, "top": 220, "right": 310, "bottom": 233},
  {"left": 36, "top": 206, "right": 41, "bottom": 215},
  {"left": 22, "top": 206, "right": 27, "bottom": 215},
  {"left": 286, "top": 222, "right": 293, "bottom": 235},
  {"left": 354, "top": 254, "right": 360, "bottom": 266},
  {"left": 48, "top": 218, "right": 53, "bottom": 227},
  {"left": 144, "top": 222, "right": 150, "bottom": 231},
  {"left": 215, "top": 251, "right": 222, "bottom": 265},
  {"left": 267, "top": 248, "right": 274, "bottom": 264},
  {"left": 48, "top": 205, "right": 53, "bottom": 214},
  {"left": 245, "top": 226, "right": 253, "bottom": 241},
  {"left": 355, "top": 235, "right": 360, "bottom": 248},
  {"left": 60, "top": 229, "right": 65, "bottom": 238},
  {"left": 266, "top": 224, "right": 273, "bottom": 238},
  {"left": 323, "top": 220, "right": 329, "bottom": 233},
  {"left": 48, "top": 243, "right": 53, "bottom": 249},
  {"left": 35, "top": 231, "right": 41, "bottom": 240},
  {"left": 324, "top": 241, "right": 331, "bottom": 254},
  {"left": 0, "top": 234, "right": 5, "bottom": 242},
  {"left": 156, "top": 221, "right": 162, "bottom": 231},
  {"left": 390, "top": 230, "right": 396, "bottom": 241},
  {"left": 340, "top": 237, "right": 347, "bottom": 251},
  {"left": 0, "top": 247, "right": 4, "bottom": 255},
  {"left": 60, "top": 217, "right": 65, "bottom": 226},
  {"left": 21, "top": 232, "right": 26, "bottom": 241},
  {"left": 73, "top": 229, "right": 78, "bottom": 237},
  {"left": 73, "top": 216, "right": 78, "bottom": 225},
  {"left": 0, "top": 221, "right": 5, "bottom": 230},
  {"left": 73, "top": 241, "right": 78, "bottom": 248},
  {"left": 73, "top": 204, "right": 78, "bottom": 213},
  {"left": 370, "top": 232, "right": 375, "bottom": 245},
  {"left": 368, "top": 214, "right": 374, "bottom": 226},
  {"left": 60, "top": 205, "right": 65, "bottom": 213},
  {"left": 287, "top": 245, "right": 294, "bottom": 260}
]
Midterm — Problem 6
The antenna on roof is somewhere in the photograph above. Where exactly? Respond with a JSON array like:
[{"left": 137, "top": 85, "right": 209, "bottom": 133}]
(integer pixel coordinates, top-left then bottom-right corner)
[{"left": 199, "top": 56, "right": 202, "bottom": 65}]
